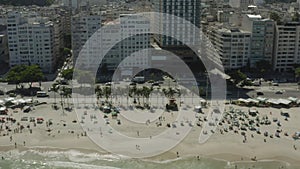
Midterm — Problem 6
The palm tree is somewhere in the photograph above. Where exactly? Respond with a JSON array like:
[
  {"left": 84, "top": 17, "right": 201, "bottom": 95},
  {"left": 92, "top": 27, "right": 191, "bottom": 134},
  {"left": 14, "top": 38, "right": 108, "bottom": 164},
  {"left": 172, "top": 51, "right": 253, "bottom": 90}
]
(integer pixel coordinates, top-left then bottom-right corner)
[
  {"left": 129, "top": 85, "right": 137, "bottom": 104},
  {"left": 103, "top": 86, "right": 111, "bottom": 103},
  {"left": 162, "top": 87, "right": 177, "bottom": 99},
  {"left": 50, "top": 83, "right": 59, "bottom": 105},
  {"left": 135, "top": 88, "right": 143, "bottom": 105},
  {"left": 142, "top": 86, "right": 153, "bottom": 105},
  {"left": 95, "top": 85, "right": 103, "bottom": 102},
  {"left": 61, "top": 87, "right": 72, "bottom": 109}
]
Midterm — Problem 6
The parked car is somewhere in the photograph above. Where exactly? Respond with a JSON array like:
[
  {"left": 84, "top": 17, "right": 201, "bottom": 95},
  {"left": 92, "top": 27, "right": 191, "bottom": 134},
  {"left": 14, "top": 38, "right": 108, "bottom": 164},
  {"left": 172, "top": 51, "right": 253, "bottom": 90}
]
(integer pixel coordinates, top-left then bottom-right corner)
[
  {"left": 21, "top": 117, "right": 28, "bottom": 121},
  {"left": 275, "top": 90, "right": 283, "bottom": 94},
  {"left": 257, "top": 92, "right": 264, "bottom": 96},
  {"left": 152, "top": 82, "right": 160, "bottom": 87}
]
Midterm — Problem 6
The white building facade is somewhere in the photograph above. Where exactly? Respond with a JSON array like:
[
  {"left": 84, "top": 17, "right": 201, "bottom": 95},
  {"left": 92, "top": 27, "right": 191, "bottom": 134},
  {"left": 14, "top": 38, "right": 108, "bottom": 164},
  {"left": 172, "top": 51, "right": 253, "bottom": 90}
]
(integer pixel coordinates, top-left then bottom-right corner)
[
  {"left": 208, "top": 27, "right": 251, "bottom": 70},
  {"left": 273, "top": 22, "right": 300, "bottom": 72},
  {"left": 7, "top": 11, "right": 55, "bottom": 73},
  {"left": 71, "top": 12, "right": 101, "bottom": 61},
  {"left": 229, "top": 0, "right": 254, "bottom": 10}
]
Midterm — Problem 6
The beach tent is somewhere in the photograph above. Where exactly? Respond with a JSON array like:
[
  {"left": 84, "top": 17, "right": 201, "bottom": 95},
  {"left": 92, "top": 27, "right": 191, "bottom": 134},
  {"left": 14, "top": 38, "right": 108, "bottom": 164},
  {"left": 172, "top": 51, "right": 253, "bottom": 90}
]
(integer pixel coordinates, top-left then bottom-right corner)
[
  {"left": 256, "top": 97, "right": 267, "bottom": 103},
  {"left": 4, "top": 97, "right": 14, "bottom": 103},
  {"left": 247, "top": 98, "right": 259, "bottom": 104},
  {"left": 18, "top": 99, "right": 26, "bottom": 104},
  {"left": 0, "top": 106, "right": 7, "bottom": 115},
  {"left": 249, "top": 108, "right": 258, "bottom": 116},
  {"left": 24, "top": 99, "right": 33, "bottom": 103},
  {"left": 194, "top": 106, "right": 202, "bottom": 113},
  {"left": 277, "top": 99, "right": 291, "bottom": 105},
  {"left": 238, "top": 98, "right": 249, "bottom": 103},
  {"left": 288, "top": 97, "right": 298, "bottom": 103},
  {"left": 266, "top": 99, "right": 279, "bottom": 105}
]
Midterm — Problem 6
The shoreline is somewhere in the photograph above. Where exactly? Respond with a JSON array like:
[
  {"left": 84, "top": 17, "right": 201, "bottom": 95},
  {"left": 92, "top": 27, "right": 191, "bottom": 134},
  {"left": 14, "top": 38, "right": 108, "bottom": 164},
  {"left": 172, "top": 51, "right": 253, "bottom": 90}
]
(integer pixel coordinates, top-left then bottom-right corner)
[{"left": 1, "top": 144, "right": 300, "bottom": 167}]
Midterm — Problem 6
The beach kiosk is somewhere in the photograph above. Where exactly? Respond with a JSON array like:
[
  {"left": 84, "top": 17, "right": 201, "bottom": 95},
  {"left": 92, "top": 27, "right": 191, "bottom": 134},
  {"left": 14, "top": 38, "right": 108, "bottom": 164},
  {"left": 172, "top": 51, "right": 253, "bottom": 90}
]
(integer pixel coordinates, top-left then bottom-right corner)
[
  {"left": 249, "top": 108, "right": 258, "bottom": 116},
  {"left": 0, "top": 106, "right": 8, "bottom": 115},
  {"left": 194, "top": 105, "right": 202, "bottom": 113}
]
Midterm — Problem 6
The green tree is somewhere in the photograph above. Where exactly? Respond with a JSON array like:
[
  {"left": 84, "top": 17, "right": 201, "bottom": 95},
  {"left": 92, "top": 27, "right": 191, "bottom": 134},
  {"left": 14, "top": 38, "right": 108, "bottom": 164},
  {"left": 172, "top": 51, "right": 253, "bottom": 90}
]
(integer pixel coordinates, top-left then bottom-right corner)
[
  {"left": 230, "top": 70, "right": 247, "bottom": 85},
  {"left": 6, "top": 65, "right": 44, "bottom": 88},
  {"left": 50, "top": 83, "right": 60, "bottom": 105},
  {"left": 95, "top": 85, "right": 103, "bottom": 101},
  {"left": 295, "top": 67, "right": 300, "bottom": 87},
  {"left": 21, "top": 65, "right": 44, "bottom": 88},
  {"left": 103, "top": 86, "right": 111, "bottom": 102},
  {"left": 142, "top": 86, "right": 153, "bottom": 105},
  {"left": 270, "top": 12, "right": 281, "bottom": 23},
  {"left": 61, "top": 68, "right": 74, "bottom": 81},
  {"left": 162, "top": 87, "right": 179, "bottom": 99},
  {"left": 6, "top": 65, "right": 25, "bottom": 88},
  {"left": 292, "top": 12, "right": 300, "bottom": 22},
  {"left": 61, "top": 86, "right": 72, "bottom": 108},
  {"left": 0, "top": 0, "right": 54, "bottom": 6},
  {"left": 62, "top": 48, "right": 71, "bottom": 57}
]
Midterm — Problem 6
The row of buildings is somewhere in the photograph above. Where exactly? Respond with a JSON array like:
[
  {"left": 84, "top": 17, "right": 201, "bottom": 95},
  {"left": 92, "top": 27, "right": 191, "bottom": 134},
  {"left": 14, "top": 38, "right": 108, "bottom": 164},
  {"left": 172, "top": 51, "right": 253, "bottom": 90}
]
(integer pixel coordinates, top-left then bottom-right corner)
[
  {"left": 204, "top": 0, "right": 300, "bottom": 72},
  {"left": 1, "top": 0, "right": 300, "bottom": 76}
]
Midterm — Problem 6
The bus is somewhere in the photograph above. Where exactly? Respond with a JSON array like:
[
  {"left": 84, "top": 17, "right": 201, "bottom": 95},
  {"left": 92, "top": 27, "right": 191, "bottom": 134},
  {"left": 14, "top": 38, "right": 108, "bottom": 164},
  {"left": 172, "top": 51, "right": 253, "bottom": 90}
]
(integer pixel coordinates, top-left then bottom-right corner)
[
  {"left": 132, "top": 76, "right": 145, "bottom": 83},
  {"left": 36, "top": 91, "right": 48, "bottom": 97}
]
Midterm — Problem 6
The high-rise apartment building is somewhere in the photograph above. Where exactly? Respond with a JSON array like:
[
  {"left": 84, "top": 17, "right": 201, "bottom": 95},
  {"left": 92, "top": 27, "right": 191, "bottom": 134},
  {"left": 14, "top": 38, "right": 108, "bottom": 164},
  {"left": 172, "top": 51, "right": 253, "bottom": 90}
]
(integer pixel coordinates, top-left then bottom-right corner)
[
  {"left": 208, "top": 26, "right": 251, "bottom": 70},
  {"left": 229, "top": 0, "right": 254, "bottom": 10},
  {"left": 71, "top": 12, "right": 101, "bottom": 61},
  {"left": 153, "top": 0, "right": 201, "bottom": 47},
  {"left": 273, "top": 22, "right": 300, "bottom": 72},
  {"left": 7, "top": 11, "right": 56, "bottom": 73},
  {"left": 241, "top": 14, "right": 275, "bottom": 67},
  {"left": 119, "top": 14, "right": 151, "bottom": 70},
  {"left": 0, "top": 26, "right": 8, "bottom": 64},
  {"left": 75, "top": 13, "right": 151, "bottom": 78}
]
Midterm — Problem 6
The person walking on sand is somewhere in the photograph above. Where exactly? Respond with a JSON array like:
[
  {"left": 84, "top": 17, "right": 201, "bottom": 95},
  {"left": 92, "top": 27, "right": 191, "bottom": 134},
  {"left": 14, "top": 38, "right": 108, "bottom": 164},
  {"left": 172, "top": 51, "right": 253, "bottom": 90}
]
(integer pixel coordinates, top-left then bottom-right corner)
[
  {"left": 23, "top": 141, "right": 25, "bottom": 146},
  {"left": 14, "top": 142, "right": 17, "bottom": 148}
]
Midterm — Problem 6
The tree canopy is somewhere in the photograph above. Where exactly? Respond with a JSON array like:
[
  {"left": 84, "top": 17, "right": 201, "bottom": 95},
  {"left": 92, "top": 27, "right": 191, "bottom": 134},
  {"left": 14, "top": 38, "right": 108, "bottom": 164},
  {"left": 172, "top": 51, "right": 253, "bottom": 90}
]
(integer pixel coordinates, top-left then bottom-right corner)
[
  {"left": 61, "top": 68, "right": 74, "bottom": 81},
  {"left": 230, "top": 70, "right": 247, "bottom": 85},
  {"left": 295, "top": 67, "right": 300, "bottom": 82},
  {"left": 6, "top": 65, "right": 44, "bottom": 87},
  {"left": 270, "top": 12, "right": 281, "bottom": 23},
  {"left": 0, "top": 0, "right": 54, "bottom": 6}
]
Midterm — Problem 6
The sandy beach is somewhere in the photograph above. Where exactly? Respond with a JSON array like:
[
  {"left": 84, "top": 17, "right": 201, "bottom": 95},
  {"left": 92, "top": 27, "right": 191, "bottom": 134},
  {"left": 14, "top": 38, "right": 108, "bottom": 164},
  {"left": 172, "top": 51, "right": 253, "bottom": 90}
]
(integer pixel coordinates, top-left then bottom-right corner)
[{"left": 1, "top": 95, "right": 300, "bottom": 168}]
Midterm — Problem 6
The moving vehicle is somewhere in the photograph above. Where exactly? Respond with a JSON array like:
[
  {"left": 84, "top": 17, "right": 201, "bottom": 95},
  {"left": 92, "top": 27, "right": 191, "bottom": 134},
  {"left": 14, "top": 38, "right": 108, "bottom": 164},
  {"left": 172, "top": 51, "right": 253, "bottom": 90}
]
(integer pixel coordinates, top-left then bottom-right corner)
[
  {"left": 36, "top": 91, "right": 48, "bottom": 97},
  {"left": 132, "top": 76, "right": 145, "bottom": 83}
]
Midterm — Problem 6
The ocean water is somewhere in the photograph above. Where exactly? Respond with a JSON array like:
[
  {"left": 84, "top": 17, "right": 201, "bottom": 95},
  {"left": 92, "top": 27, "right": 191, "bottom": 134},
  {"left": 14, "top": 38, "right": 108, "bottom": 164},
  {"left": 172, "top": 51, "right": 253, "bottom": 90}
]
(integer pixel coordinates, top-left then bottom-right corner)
[{"left": 0, "top": 150, "right": 298, "bottom": 169}]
